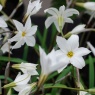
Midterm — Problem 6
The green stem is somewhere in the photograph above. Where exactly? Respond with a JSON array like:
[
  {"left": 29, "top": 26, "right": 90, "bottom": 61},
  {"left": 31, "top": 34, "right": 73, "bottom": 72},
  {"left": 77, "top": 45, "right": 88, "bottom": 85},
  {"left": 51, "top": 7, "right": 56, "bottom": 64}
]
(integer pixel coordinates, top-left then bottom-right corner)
[{"left": 23, "top": 44, "right": 29, "bottom": 60}]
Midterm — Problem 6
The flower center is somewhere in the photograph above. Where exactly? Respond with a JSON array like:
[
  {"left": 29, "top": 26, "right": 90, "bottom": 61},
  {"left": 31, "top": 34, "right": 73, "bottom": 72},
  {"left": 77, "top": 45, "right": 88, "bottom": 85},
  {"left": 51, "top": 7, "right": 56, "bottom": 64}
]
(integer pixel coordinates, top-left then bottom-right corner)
[
  {"left": 67, "top": 51, "right": 73, "bottom": 58},
  {"left": 22, "top": 31, "right": 26, "bottom": 37},
  {"left": 58, "top": 16, "right": 63, "bottom": 29}
]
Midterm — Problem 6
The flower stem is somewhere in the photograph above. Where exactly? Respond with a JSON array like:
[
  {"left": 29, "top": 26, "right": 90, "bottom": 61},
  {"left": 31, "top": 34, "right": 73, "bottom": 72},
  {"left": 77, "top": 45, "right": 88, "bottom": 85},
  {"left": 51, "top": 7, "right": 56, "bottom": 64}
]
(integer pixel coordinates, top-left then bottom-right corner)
[{"left": 76, "top": 68, "right": 80, "bottom": 95}]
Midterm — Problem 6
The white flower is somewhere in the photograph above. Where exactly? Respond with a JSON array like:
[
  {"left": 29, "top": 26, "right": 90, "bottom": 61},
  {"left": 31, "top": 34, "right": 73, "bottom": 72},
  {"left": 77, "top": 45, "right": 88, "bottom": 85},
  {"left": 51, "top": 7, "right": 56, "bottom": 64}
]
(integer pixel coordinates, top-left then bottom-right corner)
[
  {"left": 1, "top": 42, "right": 12, "bottom": 54},
  {"left": 18, "top": 83, "right": 37, "bottom": 95},
  {"left": 25, "top": 0, "right": 42, "bottom": 17},
  {"left": 38, "top": 46, "right": 68, "bottom": 87},
  {"left": 3, "top": 72, "right": 31, "bottom": 88},
  {"left": 8, "top": 16, "right": 37, "bottom": 49},
  {"left": 12, "top": 62, "right": 38, "bottom": 75},
  {"left": 56, "top": 35, "right": 91, "bottom": 69},
  {"left": 0, "top": 4, "right": 7, "bottom": 27},
  {"left": 39, "top": 46, "right": 68, "bottom": 75},
  {"left": 44, "top": 5, "right": 79, "bottom": 32},
  {"left": 70, "top": 24, "right": 86, "bottom": 34},
  {"left": 87, "top": 42, "right": 95, "bottom": 56},
  {"left": 76, "top": 2, "right": 95, "bottom": 11}
]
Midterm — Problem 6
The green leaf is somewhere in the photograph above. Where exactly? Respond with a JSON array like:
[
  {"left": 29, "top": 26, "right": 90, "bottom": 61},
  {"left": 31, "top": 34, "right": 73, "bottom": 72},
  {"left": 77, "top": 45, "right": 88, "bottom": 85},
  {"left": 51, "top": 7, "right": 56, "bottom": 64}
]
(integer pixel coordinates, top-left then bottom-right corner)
[
  {"left": 88, "top": 55, "right": 95, "bottom": 88},
  {"left": 0, "top": 75, "right": 13, "bottom": 82},
  {"left": 23, "top": 44, "right": 29, "bottom": 60},
  {"left": 56, "top": 66, "right": 72, "bottom": 82},
  {"left": 0, "top": 56, "right": 27, "bottom": 63},
  {"left": 36, "top": 29, "right": 43, "bottom": 44}
]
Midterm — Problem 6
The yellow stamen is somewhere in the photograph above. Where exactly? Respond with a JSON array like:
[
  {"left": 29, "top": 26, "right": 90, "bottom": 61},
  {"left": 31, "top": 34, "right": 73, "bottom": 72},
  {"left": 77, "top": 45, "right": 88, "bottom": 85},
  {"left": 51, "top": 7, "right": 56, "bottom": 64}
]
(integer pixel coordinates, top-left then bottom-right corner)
[
  {"left": 67, "top": 51, "right": 73, "bottom": 58},
  {"left": 22, "top": 31, "right": 26, "bottom": 37}
]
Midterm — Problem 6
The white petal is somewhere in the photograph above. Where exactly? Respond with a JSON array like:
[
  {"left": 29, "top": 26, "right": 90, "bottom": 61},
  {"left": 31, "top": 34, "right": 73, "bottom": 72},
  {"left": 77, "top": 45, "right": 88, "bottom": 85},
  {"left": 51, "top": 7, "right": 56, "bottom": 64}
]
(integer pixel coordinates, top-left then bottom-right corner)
[
  {"left": 39, "top": 46, "right": 48, "bottom": 74},
  {"left": 64, "top": 18, "right": 73, "bottom": 23},
  {"left": 84, "top": 2, "right": 95, "bottom": 11},
  {"left": 26, "top": 26, "right": 37, "bottom": 36},
  {"left": 18, "top": 85, "right": 31, "bottom": 95},
  {"left": 25, "top": 36, "right": 35, "bottom": 47},
  {"left": 25, "top": 16, "right": 31, "bottom": 30},
  {"left": 13, "top": 85, "right": 28, "bottom": 92},
  {"left": 58, "top": 65, "right": 67, "bottom": 73},
  {"left": 45, "top": 16, "right": 55, "bottom": 29},
  {"left": 44, "top": 8, "right": 59, "bottom": 16},
  {"left": 71, "top": 57, "right": 85, "bottom": 69},
  {"left": 0, "top": 18, "right": 7, "bottom": 27},
  {"left": 20, "top": 62, "right": 38, "bottom": 75},
  {"left": 64, "top": 8, "right": 79, "bottom": 17},
  {"left": 12, "top": 39, "right": 25, "bottom": 49},
  {"left": 8, "top": 33, "right": 21, "bottom": 42},
  {"left": 74, "top": 47, "right": 91, "bottom": 56},
  {"left": 1, "top": 42, "right": 12, "bottom": 54},
  {"left": 56, "top": 36, "right": 69, "bottom": 52},
  {"left": 13, "top": 20, "right": 24, "bottom": 32},
  {"left": 30, "top": 1, "right": 42, "bottom": 15},
  {"left": 54, "top": 20, "right": 60, "bottom": 32},
  {"left": 59, "top": 5, "right": 65, "bottom": 13},
  {"left": 79, "top": 91, "right": 88, "bottom": 95},
  {"left": 67, "top": 35, "right": 79, "bottom": 50},
  {"left": 87, "top": 42, "right": 95, "bottom": 56},
  {"left": 0, "top": 4, "right": 2, "bottom": 11},
  {"left": 71, "top": 24, "right": 86, "bottom": 34},
  {"left": 0, "top": 15, "right": 9, "bottom": 21},
  {"left": 14, "top": 74, "right": 30, "bottom": 85}
]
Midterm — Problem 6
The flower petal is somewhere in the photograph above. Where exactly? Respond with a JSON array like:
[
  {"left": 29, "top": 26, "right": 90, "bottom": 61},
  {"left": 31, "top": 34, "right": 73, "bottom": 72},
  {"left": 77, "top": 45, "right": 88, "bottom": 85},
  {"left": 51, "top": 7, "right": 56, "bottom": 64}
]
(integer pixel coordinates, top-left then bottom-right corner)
[
  {"left": 64, "top": 8, "right": 79, "bottom": 17},
  {"left": 27, "top": 26, "right": 37, "bottom": 36},
  {"left": 12, "top": 38, "right": 25, "bottom": 49},
  {"left": 59, "top": 5, "right": 65, "bottom": 13},
  {"left": 71, "top": 57, "right": 85, "bottom": 69},
  {"left": 25, "top": 16, "right": 31, "bottom": 30},
  {"left": 25, "top": 36, "right": 35, "bottom": 47},
  {"left": 0, "top": 4, "right": 2, "bottom": 11},
  {"left": 54, "top": 20, "right": 60, "bottom": 32},
  {"left": 1, "top": 42, "right": 12, "bottom": 54},
  {"left": 74, "top": 47, "right": 91, "bottom": 56},
  {"left": 18, "top": 85, "right": 31, "bottom": 95},
  {"left": 45, "top": 16, "right": 55, "bottom": 29},
  {"left": 44, "top": 8, "right": 59, "bottom": 16},
  {"left": 14, "top": 74, "right": 30, "bottom": 85},
  {"left": 58, "top": 65, "right": 67, "bottom": 73},
  {"left": 64, "top": 18, "right": 73, "bottom": 23},
  {"left": 56, "top": 36, "right": 69, "bottom": 52},
  {"left": 13, "top": 85, "right": 28, "bottom": 92},
  {"left": 67, "top": 35, "right": 79, "bottom": 50},
  {"left": 0, "top": 18, "right": 7, "bottom": 27},
  {"left": 71, "top": 24, "right": 86, "bottom": 34},
  {"left": 13, "top": 20, "right": 24, "bottom": 32},
  {"left": 8, "top": 33, "right": 21, "bottom": 42},
  {"left": 84, "top": 2, "right": 95, "bottom": 11},
  {"left": 87, "top": 42, "right": 95, "bottom": 56}
]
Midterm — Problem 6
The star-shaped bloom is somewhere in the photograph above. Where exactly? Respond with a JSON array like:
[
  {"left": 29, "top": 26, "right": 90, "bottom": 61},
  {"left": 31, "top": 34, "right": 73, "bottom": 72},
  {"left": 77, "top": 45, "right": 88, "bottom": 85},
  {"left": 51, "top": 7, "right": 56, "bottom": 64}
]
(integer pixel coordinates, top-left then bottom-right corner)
[
  {"left": 76, "top": 2, "right": 95, "bottom": 11},
  {"left": 8, "top": 16, "right": 37, "bottom": 49},
  {"left": 87, "top": 42, "right": 95, "bottom": 56},
  {"left": 38, "top": 47, "right": 68, "bottom": 87},
  {"left": 3, "top": 72, "right": 31, "bottom": 88},
  {"left": 44, "top": 5, "right": 79, "bottom": 32},
  {"left": 12, "top": 62, "right": 38, "bottom": 75},
  {"left": 24, "top": 0, "right": 42, "bottom": 20},
  {"left": 0, "top": 4, "right": 7, "bottom": 27},
  {"left": 56, "top": 35, "right": 91, "bottom": 69}
]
